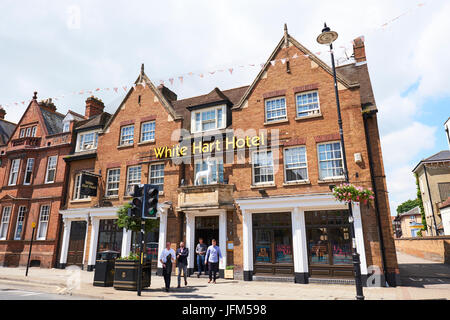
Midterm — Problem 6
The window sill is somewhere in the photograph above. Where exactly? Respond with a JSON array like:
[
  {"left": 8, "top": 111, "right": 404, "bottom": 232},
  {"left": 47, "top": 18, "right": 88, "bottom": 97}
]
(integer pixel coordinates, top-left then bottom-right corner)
[
  {"left": 295, "top": 113, "right": 322, "bottom": 121},
  {"left": 317, "top": 178, "right": 346, "bottom": 184},
  {"left": 70, "top": 199, "right": 91, "bottom": 204},
  {"left": 263, "top": 119, "right": 289, "bottom": 126},
  {"left": 250, "top": 183, "right": 276, "bottom": 189},
  {"left": 283, "top": 180, "right": 310, "bottom": 186},
  {"left": 137, "top": 140, "right": 156, "bottom": 146},
  {"left": 104, "top": 195, "right": 119, "bottom": 200},
  {"left": 117, "top": 144, "right": 134, "bottom": 150}
]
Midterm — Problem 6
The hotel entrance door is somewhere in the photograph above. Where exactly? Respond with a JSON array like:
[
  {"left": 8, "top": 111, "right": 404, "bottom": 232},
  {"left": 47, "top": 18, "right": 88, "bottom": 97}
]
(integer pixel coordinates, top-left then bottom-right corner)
[
  {"left": 253, "top": 213, "right": 294, "bottom": 275},
  {"left": 194, "top": 216, "right": 219, "bottom": 269}
]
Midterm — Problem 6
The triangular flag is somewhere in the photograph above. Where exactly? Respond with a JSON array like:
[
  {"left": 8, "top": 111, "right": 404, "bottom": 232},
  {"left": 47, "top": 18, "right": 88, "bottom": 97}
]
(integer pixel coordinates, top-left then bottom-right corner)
[
  {"left": 188, "top": 72, "right": 194, "bottom": 76},
  {"left": 79, "top": 90, "right": 84, "bottom": 94},
  {"left": 114, "top": 88, "right": 118, "bottom": 93},
  {"left": 21, "top": 101, "right": 25, "bottom": 104},
  {"left": 95, "top": 88, "right": 100, "bottom": 91},
  {"left": 178, "top": 76, "right": 184, "bottom": 84},
  {"left": 105, "top": 88, "right": 110, "bottom": 91},
  {"left": 281, "top": 58, "right": 286, "bottom": 64},
  {"left": 159, "top": 80, "right": 164, "bottom": 86},
  {"left": 270, "top": 60, "right": 276, "bottom": 66},
  {"left": 228, "top": 68, "right": 233, "bottom": 74},
  {"left": 123, "top": 86, "right": 127, "bottom": 92},
  {"left": 316, "top": 52, "right": 321, "bottom": 55},
  {"left": 249, "top": 64, "right": 255, "bottom": 67},
  {"left": 260, "top": 63, "right": 265, "bottom": 69},
  {"left": 169, "top": 78, "right": 174, "bottom": 85},
  {"left": 209, "top": 71, "right": 215, "bottom": 75},
  {"left": 199, "top": 74, "right": 204, "bottom": 78}
]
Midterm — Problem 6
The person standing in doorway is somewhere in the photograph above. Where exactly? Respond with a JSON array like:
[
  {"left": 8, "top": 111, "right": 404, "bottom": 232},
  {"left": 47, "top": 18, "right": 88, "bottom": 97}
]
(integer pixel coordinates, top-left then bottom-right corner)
[
  {"left": 176, "top": 241, "right": 189, "bottom": 288},
  {"left": 160, "top": 241, "right": 175, "bottom": 292},
  {"left": 195, "top": 238, "right": 207, "bottom": 278},
  {"left": 205, "top": 239, "right": 222, "bottom": 284}
]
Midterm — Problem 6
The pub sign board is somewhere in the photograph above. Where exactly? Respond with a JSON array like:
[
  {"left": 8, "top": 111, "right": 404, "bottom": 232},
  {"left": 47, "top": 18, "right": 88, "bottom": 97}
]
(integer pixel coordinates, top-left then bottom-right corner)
[{"left": 80, "top": 173, "right": 98, "bottom": 197}]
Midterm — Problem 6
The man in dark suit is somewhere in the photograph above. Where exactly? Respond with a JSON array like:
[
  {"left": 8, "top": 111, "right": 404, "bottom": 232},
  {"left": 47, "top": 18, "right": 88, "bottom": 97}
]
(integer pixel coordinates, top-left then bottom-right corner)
[{"left": 176, "top": 241, "right": 189, "bottom": 288}]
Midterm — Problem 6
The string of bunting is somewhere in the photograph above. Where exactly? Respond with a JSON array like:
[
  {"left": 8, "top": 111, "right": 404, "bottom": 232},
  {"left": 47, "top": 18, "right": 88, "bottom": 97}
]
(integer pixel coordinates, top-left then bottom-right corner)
[{"left": 0, "top": 1, "right": 427, "bottom": 110}]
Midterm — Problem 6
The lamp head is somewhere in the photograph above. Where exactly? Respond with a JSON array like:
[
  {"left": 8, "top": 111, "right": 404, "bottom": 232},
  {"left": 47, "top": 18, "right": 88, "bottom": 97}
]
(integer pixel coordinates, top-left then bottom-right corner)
[{"left": 317, "top": 23, "right": 338, "bottom": 45}]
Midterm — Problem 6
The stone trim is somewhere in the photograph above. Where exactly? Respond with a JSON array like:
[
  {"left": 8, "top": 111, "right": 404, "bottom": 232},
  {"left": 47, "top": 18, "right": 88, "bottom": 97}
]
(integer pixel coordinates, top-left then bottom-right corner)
[
  {"left": 262, "top": 89, "right": 287, "bottom": 99},
  {"left": 293, "top": 83, "right": 319, "bottom": 94}
]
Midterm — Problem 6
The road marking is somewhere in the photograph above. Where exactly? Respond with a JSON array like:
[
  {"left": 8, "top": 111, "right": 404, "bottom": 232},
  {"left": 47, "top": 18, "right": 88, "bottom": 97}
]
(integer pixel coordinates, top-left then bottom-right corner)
[{"left": 20, "top": 292, "right": 42, "bottom": 297}]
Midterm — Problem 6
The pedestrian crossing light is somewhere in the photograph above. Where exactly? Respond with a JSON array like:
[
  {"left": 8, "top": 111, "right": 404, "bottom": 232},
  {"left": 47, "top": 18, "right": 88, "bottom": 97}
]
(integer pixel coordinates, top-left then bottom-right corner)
[
  {"left": 143, "top": 184, "right": 159, "bottom": 219},
  {"left": 129, "top": 185, "right": 144, "bottom": 218}
]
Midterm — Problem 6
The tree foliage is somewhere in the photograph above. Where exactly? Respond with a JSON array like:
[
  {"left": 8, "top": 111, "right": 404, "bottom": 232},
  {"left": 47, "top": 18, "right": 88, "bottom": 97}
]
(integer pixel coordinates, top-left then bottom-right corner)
[
  {"left": 396, "top": 199, "right": 420, "bottom": 215},
  {"left": 115, "top": 203, "right": 159, "bottom": 233}
]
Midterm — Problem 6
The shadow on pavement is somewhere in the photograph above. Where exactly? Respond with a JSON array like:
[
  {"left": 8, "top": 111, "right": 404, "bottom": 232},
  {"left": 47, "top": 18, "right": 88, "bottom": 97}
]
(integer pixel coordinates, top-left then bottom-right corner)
[{"left": 399, "top": 261, "right": 450, "bottom": 288}]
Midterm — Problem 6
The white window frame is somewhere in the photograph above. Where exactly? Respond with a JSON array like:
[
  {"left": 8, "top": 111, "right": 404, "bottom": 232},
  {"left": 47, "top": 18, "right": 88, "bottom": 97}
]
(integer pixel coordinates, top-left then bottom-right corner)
[
  {"left": 296, "top": 90, "right": 321, "bottom": 118},
  {"left": 14, "top": 206, "right": 26, "bottom": 240},
  {"left": 149, "top": 163, "right": 165, "bottom": 192},
  {"left": 24, "top": 158, "right": 34, "bottom": 185},
  {"left": 0, "top": 207, "right": 11, "bottom": 240},
  {"left": 45, "top": 156, "right": 58, "bottom": 184},
  {"left": 317, "top": 141, "right": 345, "bottom": 180},
  {"left": 8, "top": 159, "right": 21, "bottom": 186},
  {"left": 73, "top": 173, "right": 90, "bottom": 200},
  {"left": 36, "top": 205, "right": 50, "bottom": 240},
  {"left": 63, "top": 122, "right": 70, "bottom": 133},
  {"left": 194, "top": 157, "right": 224, "bottom": 185},
  {"left": 77, "top": 130, "right": 99, "bottom": 152},
  {"left": 105, "top": 168, "right": 121, "bottom": 197},
  {"left": 191, "top": 105, "right": 226, "bottom": 133},
  {"left": 19, "top": 129, "right": 25, "bottom": 138},
  {"left": 120, "top": 125, "right": 134, "bottom": 146},
  {"left": 265, "top": 97, "right": 287, "bottom": 123},
  {"left": 252, "top": 150, "right": 275, "bottom": 185},
  {"left": 126, "top": 166, "right": 141, "bottom": 195},
  {"left": 25, "top": 127, "right": 31, "bottom": 137},
  {"left": 140, "top": 121, "right": 156, "bottom": 143},
  {"left": 31, "top": 126, "right": 36, "bottom": 137},
  {"left": 283, "top": 146, "right": 309, "bottom": 183}
]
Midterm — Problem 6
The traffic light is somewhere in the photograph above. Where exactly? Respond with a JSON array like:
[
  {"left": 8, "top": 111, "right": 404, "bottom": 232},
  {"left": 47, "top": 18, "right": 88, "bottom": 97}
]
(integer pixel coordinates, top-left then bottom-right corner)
[
  {"left": 142, "top": 184, "right": 159, "bottom": 219},
  {"left": 128, "top": 185, "right": 144, "bottom": 217}
]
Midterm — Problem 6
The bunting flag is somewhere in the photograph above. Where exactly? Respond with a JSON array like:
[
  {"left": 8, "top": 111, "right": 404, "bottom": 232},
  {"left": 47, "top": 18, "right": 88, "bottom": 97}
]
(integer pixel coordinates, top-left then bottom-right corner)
[{"left": 0, "top": 1, "right": 429, "bottom": 109}]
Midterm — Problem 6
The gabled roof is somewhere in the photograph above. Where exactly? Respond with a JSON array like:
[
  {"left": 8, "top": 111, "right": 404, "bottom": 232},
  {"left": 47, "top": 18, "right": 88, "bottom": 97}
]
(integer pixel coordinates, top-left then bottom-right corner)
[
  {"left": 75, "top": 112, "right": 111, "bottom": 131},
  {"left": 413, "top": 150, "right": 450, "bottom": 173},
  {"left": 233, "top": 30, "right": 359, "bottom": 110},
  {"left": 40, "top": 107, "right": 65, "bottom": 135},
  {"left": 103, "top": 65, "right": 182, "bottom": 132},
  {"left": 0, "top": 119, "right": 17, "bottom": 146}
]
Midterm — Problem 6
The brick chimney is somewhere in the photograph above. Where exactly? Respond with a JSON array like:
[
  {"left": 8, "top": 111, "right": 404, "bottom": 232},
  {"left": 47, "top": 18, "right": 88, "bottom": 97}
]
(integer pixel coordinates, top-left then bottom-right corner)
[
  {"left": 85, "top": 96, "right": 105, "bottom": 118},
  {"left": 0, "top": 108, "right": 5, "bottom": 120},
  {"left": 39, "top": 98, "right": 57, "bottom": 112},
  {"left": 353, "top": 36, "right": 366, "bottom": 63}
]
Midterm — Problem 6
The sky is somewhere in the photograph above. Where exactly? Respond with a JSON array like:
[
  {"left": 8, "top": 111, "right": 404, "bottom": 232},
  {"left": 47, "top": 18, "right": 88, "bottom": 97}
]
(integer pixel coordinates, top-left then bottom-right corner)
[{"left": 0, "top": 0, "right": 449, "bottom": 215}]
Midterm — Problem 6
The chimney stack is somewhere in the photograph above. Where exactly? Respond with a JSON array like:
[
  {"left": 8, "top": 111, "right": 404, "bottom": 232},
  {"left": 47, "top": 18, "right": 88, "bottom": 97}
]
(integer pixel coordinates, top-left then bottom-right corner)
[
  {"left": 85, "top": 96, "right": 105, "bottom": 118},
  {"left": 0, "top": 108, "right": 5, "bottom": 120},
  {"left": 39, "top": 98, "right": 57, "bottom": 112},
  {"left": 353, "top": 36, "right": 366, "bottom": 63}
]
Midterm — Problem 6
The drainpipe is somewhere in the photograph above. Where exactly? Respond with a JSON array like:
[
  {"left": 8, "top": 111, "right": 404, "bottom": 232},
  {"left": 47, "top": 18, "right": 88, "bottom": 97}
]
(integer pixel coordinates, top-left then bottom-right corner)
[
  {"left": 362, "top": 111, "right": 389, "bottom": 287},
  {"left": 423, "top": 165, "right": 438, "bottom": 236}
]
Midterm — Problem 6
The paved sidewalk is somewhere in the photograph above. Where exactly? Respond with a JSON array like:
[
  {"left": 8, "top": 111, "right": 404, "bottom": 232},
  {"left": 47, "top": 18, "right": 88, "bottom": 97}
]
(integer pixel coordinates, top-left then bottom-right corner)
[{"left": 0, "top": 254, "right": 449, "bottom": 300}]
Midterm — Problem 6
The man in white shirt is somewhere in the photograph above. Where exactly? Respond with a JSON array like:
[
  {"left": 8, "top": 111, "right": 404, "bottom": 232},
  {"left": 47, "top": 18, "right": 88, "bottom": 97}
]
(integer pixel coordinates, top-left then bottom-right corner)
[{"left": 160, "top": 241, "right": 176, "bottom": 292}]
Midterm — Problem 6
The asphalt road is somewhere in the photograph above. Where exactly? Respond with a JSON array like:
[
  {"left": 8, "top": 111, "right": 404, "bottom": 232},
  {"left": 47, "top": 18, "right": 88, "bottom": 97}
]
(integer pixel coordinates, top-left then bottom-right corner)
[{"left": 0, "top": 283, "right": 94, "bottom": 300}]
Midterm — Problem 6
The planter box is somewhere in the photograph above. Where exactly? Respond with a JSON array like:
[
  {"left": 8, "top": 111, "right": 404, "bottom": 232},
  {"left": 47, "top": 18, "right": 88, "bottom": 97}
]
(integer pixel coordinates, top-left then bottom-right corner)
[
  {"left": 224, "top": 269, "right": 234, "bottom": 279},
  {"left": 113, "top": 260, "right": 151, "bottom": 291}
]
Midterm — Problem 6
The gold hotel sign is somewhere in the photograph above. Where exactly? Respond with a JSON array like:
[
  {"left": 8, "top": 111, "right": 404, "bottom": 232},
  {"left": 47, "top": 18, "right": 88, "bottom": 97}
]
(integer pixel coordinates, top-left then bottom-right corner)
[{"left": 153, "top": 132, "right": 266, "bottom": 159}]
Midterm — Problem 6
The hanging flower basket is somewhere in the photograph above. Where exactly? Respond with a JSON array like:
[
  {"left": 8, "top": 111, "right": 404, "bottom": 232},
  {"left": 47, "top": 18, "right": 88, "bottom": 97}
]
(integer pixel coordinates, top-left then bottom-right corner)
[{"left": 332, "top": 183, "right": 375, "bottom": 205}]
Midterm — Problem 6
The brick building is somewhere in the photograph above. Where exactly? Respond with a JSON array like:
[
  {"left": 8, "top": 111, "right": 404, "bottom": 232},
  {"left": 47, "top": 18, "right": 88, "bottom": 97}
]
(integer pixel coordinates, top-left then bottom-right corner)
[
  {"left": 0, "top": 94, "right": 82, "bottom": 268},
  {"left": 56, "top": 27, "right": 399, "bottom": 286}
]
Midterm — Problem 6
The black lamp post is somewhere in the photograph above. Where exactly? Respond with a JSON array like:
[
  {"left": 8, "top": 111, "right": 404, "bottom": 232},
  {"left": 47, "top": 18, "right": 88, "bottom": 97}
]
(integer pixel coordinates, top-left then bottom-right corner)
[{"left": 317, "top": 23, "right": 365, "bottom": 300}]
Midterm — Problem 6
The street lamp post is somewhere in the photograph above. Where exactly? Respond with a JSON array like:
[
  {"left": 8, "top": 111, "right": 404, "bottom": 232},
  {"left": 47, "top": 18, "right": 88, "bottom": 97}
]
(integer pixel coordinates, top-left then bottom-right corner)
[{"left": 317, "top": 23, "right": 365, "bottom": 300}]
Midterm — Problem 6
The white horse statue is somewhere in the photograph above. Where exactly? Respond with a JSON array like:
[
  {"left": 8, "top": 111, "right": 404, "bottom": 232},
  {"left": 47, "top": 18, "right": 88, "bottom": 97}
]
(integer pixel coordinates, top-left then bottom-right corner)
[{"left": 195, "top": 157, "right": 215, "bottom": 185}]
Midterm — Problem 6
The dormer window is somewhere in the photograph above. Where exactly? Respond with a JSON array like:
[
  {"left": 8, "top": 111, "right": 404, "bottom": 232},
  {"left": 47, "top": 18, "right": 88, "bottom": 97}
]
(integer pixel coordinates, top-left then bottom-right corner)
[
  {"left": 191, "top": 105, "right": 226, "bottom": 133},
  {"left": 77, "top": 131, "right": 99, "bottom": 152},
  {"left": 63, "top": 122, "right": 70, "bottom": 133}
]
